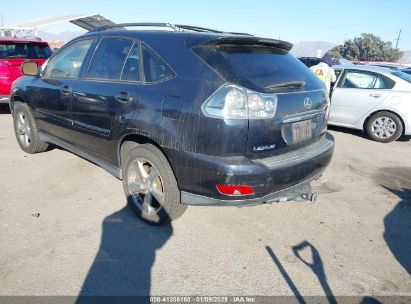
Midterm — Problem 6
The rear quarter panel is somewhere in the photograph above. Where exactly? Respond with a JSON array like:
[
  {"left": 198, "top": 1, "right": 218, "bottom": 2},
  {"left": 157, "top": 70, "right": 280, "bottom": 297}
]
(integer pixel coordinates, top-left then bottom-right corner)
[{"left": 359, "top": 92, "right": 411, "bottom": 135}]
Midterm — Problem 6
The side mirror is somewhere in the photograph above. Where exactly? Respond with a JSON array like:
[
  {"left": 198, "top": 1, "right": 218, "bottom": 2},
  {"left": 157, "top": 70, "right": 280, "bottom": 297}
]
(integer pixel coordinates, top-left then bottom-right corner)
[{"left": 21, "top": 61, "right": 40, "bottom": 77}]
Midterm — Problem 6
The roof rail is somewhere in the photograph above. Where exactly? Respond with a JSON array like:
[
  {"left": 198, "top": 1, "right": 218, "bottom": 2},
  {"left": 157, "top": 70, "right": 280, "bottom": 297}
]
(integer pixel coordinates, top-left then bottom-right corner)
[
  {"left": 22, "top": 35, "right": 42, "bottom": 41},
  {"left": 174, "top": 24, "right": 223, "bottom": 33},
  {"left": 89, "top": 22, "right": 252, "bottom": 36},
  {"left": 90, "top": 23, "right": 179, "bottom": 32}
]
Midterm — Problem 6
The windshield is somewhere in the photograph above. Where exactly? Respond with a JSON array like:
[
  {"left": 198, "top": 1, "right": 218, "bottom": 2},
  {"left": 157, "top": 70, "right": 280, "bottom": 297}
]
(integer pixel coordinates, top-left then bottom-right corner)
[
  {"left": 392, "top": 71, "right": 411, "bottom": 84},
  {"left": 193, "top": 45, "right": 323, "bottom": 92},
  {"left": 0, "top": 42, "right": 52, "bottom": 59}
]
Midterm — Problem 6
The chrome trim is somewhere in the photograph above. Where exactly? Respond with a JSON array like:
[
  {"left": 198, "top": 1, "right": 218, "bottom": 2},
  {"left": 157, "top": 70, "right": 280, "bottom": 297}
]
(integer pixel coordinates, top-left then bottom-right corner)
[
  {"left": 282, "top": 106, "right": 327, "bottom": 123},
  {"left": 0, "top": 96, "right": 9, "bottom": 104},
  {"left": 254, "top": 132, "right": 334, "bottom": 169},
  {"left": 274, "top": 89, "right": 325, "bottom": 95}
]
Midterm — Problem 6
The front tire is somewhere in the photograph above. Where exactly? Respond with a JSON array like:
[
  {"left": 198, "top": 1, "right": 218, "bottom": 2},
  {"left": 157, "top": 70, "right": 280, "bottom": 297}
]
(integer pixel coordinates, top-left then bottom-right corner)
[
  {"left": 121, "top": 143, "right": 187, "bottom": 225},
  {"left": 13, "top": 103, "right": 49, "bottom": 153},
  {"left": 366, "top": 111, "right": 403, "bottom": 143}
]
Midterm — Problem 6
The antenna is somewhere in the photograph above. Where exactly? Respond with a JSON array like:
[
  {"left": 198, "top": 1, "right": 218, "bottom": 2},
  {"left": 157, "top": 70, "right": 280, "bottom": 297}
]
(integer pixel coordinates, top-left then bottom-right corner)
[{"left": 395, "top": 28, "right": 402, "bottom": 49}]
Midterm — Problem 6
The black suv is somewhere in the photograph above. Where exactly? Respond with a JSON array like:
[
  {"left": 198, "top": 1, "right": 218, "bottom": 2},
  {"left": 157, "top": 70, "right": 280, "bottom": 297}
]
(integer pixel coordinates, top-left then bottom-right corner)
[{"left": 10, "top": 23, "right": 335, "bottom": 225}]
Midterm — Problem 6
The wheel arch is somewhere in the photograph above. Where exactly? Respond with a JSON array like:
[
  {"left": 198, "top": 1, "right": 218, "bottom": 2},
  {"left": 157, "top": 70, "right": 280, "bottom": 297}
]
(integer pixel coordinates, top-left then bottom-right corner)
[
  {"left": 9, "top": 95, "right": 26, "bottom": 114},
  {"left": 363, "top": 109, "right": 406, "bottom": 135},
  {"left": 117, "top": 132, "right": 172, "bottom": 169}
]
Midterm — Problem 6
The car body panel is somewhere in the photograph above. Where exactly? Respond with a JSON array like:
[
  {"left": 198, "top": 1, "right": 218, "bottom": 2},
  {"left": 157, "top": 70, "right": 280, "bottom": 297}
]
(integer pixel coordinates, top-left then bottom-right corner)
[
  {"left": 330, "top": 88, "right": 392, "bottom": 125},
  {"left": 329, "top": 65, "right": 411, "bottom": 136},
  {"left": 0, "top": 38, "right": 51, "bottom": 101},
  {"left": 10, "top": 29, "right": 335, "bottom": 204}
]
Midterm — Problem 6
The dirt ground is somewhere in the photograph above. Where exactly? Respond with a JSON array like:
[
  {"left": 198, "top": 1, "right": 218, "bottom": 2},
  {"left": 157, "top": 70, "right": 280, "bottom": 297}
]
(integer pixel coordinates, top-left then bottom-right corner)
[{"left": 0, "top": 105, "right": 410, "bottom": 301}]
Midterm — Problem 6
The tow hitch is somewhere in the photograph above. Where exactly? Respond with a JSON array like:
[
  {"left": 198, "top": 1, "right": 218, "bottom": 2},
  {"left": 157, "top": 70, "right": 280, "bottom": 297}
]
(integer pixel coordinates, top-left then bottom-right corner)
[{"left": 301, "top": 192, "right": 318, "bottom": 202}]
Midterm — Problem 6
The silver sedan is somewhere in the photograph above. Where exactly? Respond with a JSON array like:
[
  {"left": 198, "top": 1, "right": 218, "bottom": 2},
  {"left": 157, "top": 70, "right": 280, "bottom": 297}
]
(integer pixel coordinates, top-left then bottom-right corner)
[{"left": 329, "top": 65, "right": 411, "bottom": 142}]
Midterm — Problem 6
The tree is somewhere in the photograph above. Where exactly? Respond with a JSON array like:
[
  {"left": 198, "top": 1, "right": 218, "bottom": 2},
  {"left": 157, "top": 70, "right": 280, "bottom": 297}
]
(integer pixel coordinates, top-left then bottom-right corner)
[{"left": 328, "top": 33, "right": 402, "bottom": 62}]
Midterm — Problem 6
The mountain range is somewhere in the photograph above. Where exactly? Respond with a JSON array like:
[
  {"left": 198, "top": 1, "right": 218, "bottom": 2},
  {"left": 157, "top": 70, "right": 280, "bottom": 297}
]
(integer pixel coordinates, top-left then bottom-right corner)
[
  {"left": 290, "top": 41, "right": 336, "bottom": 57},
  {"left": 37, "top": 30, "right": 85, "bottom": 42},
  {"left": 35, "top": 31, "right": 411, "bottom": 63}
]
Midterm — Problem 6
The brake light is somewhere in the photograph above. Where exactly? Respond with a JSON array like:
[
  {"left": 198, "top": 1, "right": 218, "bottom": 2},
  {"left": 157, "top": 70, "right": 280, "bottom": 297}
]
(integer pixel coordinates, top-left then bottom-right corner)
[
  {"left": 201, "top": 84, "right": 278, "bottom": 120},
  {"left": 0, "top": 61, "right": 11, "bottom": 78},
  {"left": 216, "top": 184, "right": 255, "bottom": 196}
]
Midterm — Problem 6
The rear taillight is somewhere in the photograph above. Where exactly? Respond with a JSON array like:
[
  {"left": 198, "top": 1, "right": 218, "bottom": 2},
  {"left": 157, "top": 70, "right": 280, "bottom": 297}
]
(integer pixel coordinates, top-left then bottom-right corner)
[
  {"left": 0, "top": 61, "right": 11, "bottom": 78},
  {"left": 201, "top": 84, "right": 278, "bottom": 120},
  {"left": 216, "top": 184, "right": 255, "bottom": 196}
]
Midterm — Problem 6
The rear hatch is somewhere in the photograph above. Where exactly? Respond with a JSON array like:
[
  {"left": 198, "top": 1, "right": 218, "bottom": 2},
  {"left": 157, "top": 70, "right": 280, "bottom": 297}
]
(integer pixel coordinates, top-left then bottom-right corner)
[
  {"left": 0, "top": 41, "right": 52, "bottom": 95},
  {"left": 192, "top": 36, "right": 328, "bottom": 158}
]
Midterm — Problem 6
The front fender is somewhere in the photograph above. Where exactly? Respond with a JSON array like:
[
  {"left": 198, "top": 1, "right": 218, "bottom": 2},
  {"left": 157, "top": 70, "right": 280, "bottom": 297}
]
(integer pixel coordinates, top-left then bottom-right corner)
[{"left": 9, "top": 76, "right": 33, "bottom": 113}]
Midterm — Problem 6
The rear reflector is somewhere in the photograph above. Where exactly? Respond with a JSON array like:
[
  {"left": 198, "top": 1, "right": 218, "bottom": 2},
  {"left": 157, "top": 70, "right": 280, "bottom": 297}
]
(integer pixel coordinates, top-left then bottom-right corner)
[{"left": 216, "top": 184, "right": 254, "bottom": 196}]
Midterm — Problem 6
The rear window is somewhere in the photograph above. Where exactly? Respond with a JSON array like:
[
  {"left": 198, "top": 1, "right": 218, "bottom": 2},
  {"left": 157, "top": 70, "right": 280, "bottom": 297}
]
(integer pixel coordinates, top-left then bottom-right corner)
[
  {"left": 392, "top": 71, "right": 411, "bottom": 84},
  {"left": 192, "top": 44, "right": 323, "bottom": 92},
  {"left": 0, "top": 42, "right": 52, "bottom": 59}
]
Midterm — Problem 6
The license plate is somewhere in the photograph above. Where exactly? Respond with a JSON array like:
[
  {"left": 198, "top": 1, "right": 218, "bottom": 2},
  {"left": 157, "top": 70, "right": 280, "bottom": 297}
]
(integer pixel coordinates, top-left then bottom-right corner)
[{"left": 292, "top": 120, "right": 313, "bottom": 143}]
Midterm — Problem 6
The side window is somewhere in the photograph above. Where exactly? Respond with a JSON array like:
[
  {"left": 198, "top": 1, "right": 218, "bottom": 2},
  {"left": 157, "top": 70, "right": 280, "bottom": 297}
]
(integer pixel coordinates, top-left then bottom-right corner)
[
  {"left": 121, "top": 43, "right": 141, "bottom": 82},
  {"left": 342, "top": 71, "right": 382, "bottom": 89},
  {"left": 374, "top": 76, "right": 387, "bottom": 89},
  {"left": 44, "top": 39, "right": 93, "bottom": 79},
  {"left": 142, "top": 45, "right": 174, "bottom": 82},
  {"left": 380, "top": 75, "right": 395, "bottom": 89},
  {"left": 86, "top": 38, "right": 133, "bottom": 80}
]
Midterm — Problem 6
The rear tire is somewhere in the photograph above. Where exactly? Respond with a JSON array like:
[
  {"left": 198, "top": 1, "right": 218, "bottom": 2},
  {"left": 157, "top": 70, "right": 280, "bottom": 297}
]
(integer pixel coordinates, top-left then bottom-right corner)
[
  {"left": 13, "top": 102, "right": 49, "bottom": 153},
  {"left": 366, "top": 111, "right": 403, "bottom": 143},
  {"left": 121, "top": 143, "right": 187, "bottom": 225}
]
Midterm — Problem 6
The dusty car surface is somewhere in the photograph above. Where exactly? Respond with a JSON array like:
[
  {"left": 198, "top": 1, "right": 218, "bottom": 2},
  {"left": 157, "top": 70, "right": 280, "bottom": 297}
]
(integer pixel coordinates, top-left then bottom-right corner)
[
  {"left": 329, "top": 65, "right": 411, "bottom": 142},
  {"left": 9, "top": 23, "right": 334, "bottom": 224}
]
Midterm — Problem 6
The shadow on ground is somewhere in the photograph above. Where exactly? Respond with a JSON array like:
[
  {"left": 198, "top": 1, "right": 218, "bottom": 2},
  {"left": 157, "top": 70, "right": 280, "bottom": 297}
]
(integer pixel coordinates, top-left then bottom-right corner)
[
  {"left": 266, "top": 242, "right": 387, "bottom": 303},
  {"left": 76, "top": 206, "right": 172, "bottom": 302},
  {"left": 376, "top": 167, "right": 411, "bottom": 275},
  {"left": 266, "top": 241, "right": 336, "bottom": 304},
  {"left": 0, "top": 104, "right": 10, "bottom": 114}
]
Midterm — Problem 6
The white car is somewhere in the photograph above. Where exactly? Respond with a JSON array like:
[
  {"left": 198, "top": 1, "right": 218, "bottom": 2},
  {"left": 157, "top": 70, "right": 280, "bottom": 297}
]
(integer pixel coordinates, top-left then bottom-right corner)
[{"left": 329, "top": 65, "right": 411, "bottom": 142}]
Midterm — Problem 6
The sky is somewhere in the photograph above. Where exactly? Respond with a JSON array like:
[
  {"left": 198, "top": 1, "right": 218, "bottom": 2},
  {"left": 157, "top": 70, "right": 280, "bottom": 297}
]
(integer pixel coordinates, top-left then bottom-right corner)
[{"left": 1, "top": 0, "right": 410, "bottom": 50}]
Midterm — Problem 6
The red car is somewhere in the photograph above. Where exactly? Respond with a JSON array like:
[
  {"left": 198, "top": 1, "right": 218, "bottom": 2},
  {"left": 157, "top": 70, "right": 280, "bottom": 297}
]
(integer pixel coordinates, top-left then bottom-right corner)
[{"left": 0, "top": 37, "right": 52, "bottom": 104}]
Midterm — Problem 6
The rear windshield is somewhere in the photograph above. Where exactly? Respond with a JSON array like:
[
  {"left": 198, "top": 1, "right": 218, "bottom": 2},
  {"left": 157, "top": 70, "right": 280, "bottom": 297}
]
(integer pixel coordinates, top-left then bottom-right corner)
[
  {"left": 392, "top": 71, "right": 411, "bottom": 84},
  {"left": 192, "top": 44, "right": 323, "bottom": 92},
  {"left": 0, "top": 42, "right": 52, "bottom": 59}
]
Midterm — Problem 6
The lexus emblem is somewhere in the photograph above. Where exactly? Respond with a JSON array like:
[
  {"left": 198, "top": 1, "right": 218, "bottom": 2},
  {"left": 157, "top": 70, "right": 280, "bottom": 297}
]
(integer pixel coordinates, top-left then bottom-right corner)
[{"left": 304, "top": 97, "right": 312, "bottom": 110}]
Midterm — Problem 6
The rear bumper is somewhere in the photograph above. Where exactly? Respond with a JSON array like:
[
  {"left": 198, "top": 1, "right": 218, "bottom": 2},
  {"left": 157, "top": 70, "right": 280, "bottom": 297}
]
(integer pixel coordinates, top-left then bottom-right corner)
[
  {"left": 166, "top": 132, "right": 335, "bottom": 205},
  {"left": 403, "top": 114, "right": 411, "bottom": 136},
  {"left": 0, "top": 96, "right": 9, "bottom": 104},
  {"left": 181, "top": 173, "right": 320, "bottom": 206}
]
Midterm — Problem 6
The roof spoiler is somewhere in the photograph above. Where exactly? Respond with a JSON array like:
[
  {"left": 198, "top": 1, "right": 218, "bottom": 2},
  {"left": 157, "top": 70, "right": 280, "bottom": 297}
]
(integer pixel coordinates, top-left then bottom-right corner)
[{"left": 199, "top": 37, "right": 293, "bottom": 52}]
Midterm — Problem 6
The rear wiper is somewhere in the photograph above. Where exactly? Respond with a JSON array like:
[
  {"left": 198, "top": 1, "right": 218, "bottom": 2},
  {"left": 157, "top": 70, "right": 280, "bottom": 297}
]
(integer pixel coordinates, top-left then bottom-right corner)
[{"left": 265, "top": 81, "right": 305, "bottom": 92}]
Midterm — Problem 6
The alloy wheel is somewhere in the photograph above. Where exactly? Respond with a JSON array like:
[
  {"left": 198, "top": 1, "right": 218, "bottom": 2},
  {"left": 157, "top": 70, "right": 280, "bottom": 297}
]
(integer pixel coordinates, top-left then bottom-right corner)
[
  {"left": 371, "top": 117, "right": 397, "bottom": 139},
  {"left": 127, "top": 158, "right": 165, "bottom": 215},
  {"left": 16, "top": 112, "right": 32, "bottom": 147}
]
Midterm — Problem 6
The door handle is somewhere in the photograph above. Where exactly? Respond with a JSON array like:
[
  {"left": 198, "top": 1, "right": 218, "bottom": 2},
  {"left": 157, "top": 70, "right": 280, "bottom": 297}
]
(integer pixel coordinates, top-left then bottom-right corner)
[
  {"left": 369, "top": 94, "right": 382, "bottom": 98},
  {"left": 61, "top": 86, "right": 72, "bottom": 95},
  {"left": 115, "top": 92, "right": 132, "bottom": 103}
]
